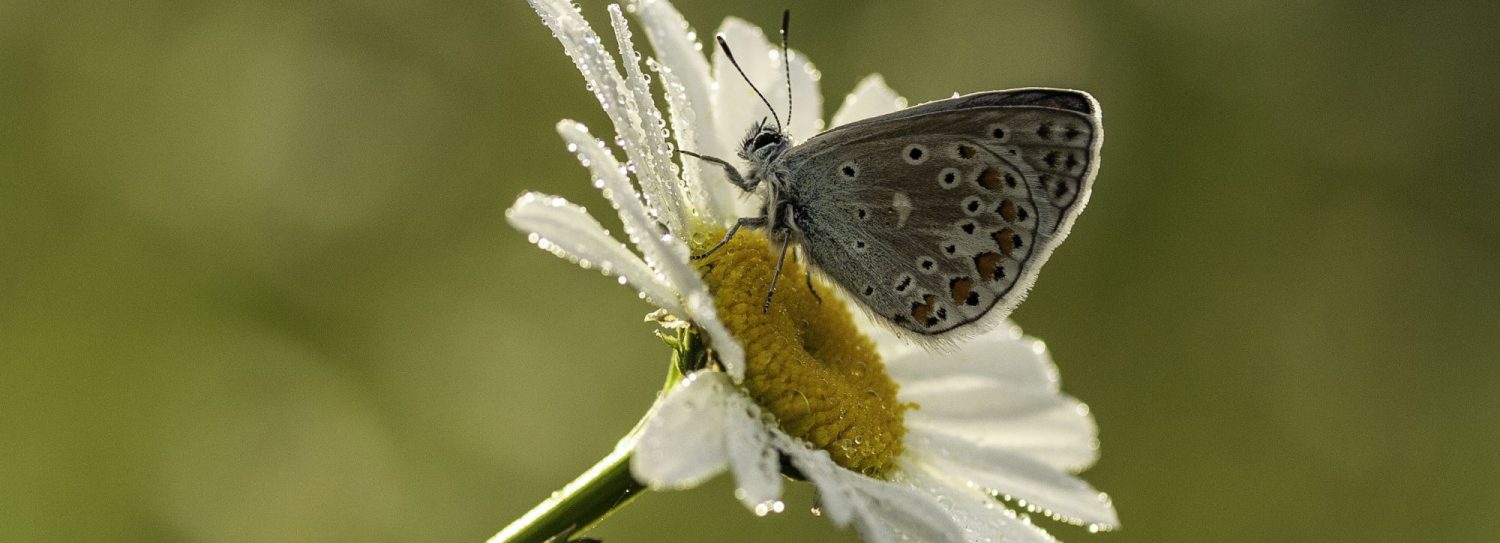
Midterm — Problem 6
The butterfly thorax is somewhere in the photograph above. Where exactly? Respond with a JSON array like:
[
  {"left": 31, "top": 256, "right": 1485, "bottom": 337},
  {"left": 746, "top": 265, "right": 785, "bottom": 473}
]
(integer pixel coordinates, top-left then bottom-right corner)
[{"left": 739, "top": 121, "right": 799, "bottom": 233}]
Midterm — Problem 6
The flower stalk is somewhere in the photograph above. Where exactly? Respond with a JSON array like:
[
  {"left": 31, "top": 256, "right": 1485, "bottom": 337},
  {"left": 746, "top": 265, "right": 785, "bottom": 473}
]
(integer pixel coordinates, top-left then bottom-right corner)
[{"left": 487, "top": 439, "right": 643, "bottom": 543}]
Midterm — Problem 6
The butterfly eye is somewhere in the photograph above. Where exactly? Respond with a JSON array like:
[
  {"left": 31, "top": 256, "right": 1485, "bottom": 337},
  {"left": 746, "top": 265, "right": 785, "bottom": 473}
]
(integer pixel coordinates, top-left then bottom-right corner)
[{"left": 752, "top": 132, "right": 781, "bottom": 151}]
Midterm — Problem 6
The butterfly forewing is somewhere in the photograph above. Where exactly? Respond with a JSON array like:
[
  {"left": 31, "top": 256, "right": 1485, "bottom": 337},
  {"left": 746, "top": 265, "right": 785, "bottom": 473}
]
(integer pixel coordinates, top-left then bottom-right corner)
[{"left": 783, "top": 91, "right": 1100, "bottom": 337}]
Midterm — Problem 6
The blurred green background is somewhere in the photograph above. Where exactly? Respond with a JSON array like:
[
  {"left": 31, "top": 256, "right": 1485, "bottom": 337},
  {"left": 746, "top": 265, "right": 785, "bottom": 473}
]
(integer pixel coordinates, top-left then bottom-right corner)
[{"left": 3, "top": 0, "right": 1499, "bottom": 541}]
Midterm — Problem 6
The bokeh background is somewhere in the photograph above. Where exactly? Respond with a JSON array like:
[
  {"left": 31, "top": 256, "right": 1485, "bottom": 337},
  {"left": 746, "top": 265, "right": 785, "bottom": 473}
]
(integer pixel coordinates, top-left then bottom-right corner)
[{"left": 4, "top": 0, "right": 1499, "bottom": 541}]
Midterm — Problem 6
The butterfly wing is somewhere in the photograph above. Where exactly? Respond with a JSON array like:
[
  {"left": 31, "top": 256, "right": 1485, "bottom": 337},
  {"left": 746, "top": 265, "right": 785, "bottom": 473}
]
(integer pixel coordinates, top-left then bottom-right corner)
[{"left": 781, "top": 89, "right": 1100, "bottom": 338}]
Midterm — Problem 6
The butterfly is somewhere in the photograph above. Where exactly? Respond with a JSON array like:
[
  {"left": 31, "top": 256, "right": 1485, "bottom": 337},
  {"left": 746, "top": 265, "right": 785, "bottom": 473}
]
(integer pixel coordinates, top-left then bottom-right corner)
[{"left": 685, "top": 13, "right": 1101, "bottom": 341}]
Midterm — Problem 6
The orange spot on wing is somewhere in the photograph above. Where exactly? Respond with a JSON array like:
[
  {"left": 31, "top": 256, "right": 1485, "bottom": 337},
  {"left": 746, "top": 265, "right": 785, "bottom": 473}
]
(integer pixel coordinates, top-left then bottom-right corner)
[
  {"left": 977, "top": 167, "right": 1003, "bottom": 190},
  {"left": 974, "top": 252, "right": 1003, "bottom": 279},
  {"left": 949, "top": 277, "right": 973, "bottom": 305},
  {"left": 998, "top": 199, "right": 1018, "bottom": 222},
  {"left": 909, "top": 294, "right": 939, "bottom": 327},
  {"left": 993, "top": 228, "right": 1017, "bottom": 256}
]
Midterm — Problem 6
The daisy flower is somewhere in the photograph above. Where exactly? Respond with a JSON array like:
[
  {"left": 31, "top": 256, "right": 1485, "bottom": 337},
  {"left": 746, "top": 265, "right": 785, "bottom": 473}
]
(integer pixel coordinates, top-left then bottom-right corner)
[{"left": 495, "top": 1, "right": 1118, "bottom": 541}]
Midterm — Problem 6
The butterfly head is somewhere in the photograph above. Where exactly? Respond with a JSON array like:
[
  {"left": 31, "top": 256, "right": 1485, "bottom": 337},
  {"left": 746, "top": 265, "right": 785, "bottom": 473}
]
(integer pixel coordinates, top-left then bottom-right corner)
[{"left": 738, "top": 118, "right": 790, "bottom": 164}]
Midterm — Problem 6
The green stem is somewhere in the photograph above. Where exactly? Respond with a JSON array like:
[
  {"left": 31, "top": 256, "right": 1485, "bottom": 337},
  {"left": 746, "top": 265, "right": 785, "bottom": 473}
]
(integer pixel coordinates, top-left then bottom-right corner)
[
  {"left": 488, "top": 328, "right": 699, "bottom": 543},
  {"left": 486, "top": 432, "right": 647, "bottom": 543}
]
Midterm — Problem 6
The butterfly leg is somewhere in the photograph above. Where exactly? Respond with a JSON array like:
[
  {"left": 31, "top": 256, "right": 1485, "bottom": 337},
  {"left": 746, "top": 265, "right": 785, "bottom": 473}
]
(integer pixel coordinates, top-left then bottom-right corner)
[
  {"left": 790, "top": 247, "right": 822, "bottom": 305},
  {"left": 679, "top": 150, "right": 758, "bottom": 192},
  {"left": 692, "top": 215, "right": 766, "bottom": 260},
  {"left": 763, "top": 229, "right": 794, "bottom": 313},
  {"left": 803, "top": 267, "right": 822, "bottom": 305}
]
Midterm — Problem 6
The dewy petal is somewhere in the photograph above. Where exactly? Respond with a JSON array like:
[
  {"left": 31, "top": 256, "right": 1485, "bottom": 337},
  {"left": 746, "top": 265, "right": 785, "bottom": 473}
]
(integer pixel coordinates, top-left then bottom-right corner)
[
  {"left": 902, "top": 385, "right": 1100, "bottom": 472},
  {"left": 769, "top": 430, "right": 856, "bottom": 526},
  {"left": 650, "top": 57, "right": 734, "bottom": 224},
  {"left": 506, "top": 192, "right": 687, "bottom": 318},
  {"left": 830, "top": 74, "right": 908, "bottom": 128},
  {"left": 633, "top": 0, "right": 737, "bottom": 223},
  {"left": 841, "top": 473, "right": 966, "bottom": 543},
  {"left": 631, "top": 371, "right": 733, "bottom": 488},
  {"left": 884, "top": 323, "right": 1061, "bottom": 393},
  {"left": 915, "top": 445, "right": 1120, "bottom": 530},
  {"left": 901, "top": 461, "right": 1062, "bottom": 543},
  {"left": 555, "top": 120, "right": 688, "bottom": 277},
  {"left": 722, "top": 392, "right": 783, "bottom": 510},
  {"left": 607, "top": 5, "right": 692, "bottom": 233},
  {"left": 771, "top": 430, "right": 961, "bottom": 543},
  {"left": 687, "top": 292, "right": 747, "bottom": 381},
  {"left": 529, "top": 0, "right": 684, "bottom": 235},
  {"left": 711, "top": 18, "right": 779, "bottom": 152},
  {"left": 634, "top": 0, "right": 715, "bottom": 138},
  {"left": 556, "top": 121, "right": 745, "bottom": 380},
  {"left": 778, "top": 42, "right": 824, "bottom": 141},
  {"left": 887, "top": 323, "right": 1099, "bottom": 470},
  {"left": 711, "top": 18, "right": 824, "bottom": 146}
]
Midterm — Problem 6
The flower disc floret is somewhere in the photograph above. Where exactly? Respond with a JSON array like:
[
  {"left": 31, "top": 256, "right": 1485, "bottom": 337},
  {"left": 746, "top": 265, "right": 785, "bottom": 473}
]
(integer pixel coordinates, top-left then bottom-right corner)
[{"left": 695, "top": 229, "right": 910, "bottom": 476}]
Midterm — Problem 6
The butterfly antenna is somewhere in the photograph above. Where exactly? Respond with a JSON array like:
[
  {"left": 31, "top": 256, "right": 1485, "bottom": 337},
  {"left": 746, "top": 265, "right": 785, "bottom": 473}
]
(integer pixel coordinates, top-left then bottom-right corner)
[
  {"left": 780, "top": 10, "right": 792, "bottom": 132},
  {"left": 716, "top": 35, "right": 783, "bottom": 132}
]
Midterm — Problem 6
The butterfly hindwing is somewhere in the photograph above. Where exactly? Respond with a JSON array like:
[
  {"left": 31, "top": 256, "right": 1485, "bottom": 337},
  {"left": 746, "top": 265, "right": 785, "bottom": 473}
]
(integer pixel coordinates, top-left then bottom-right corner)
[{"left": 782, "top": 90, "right": 1100, "bottom": 337}]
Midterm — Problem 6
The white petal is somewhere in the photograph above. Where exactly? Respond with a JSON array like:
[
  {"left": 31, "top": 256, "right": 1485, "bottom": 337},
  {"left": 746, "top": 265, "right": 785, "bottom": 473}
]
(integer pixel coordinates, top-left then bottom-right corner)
[
  {"left": 903, "top": 385, "right": 1100, "bottom": 472},
  {"left": 529, "top": 0, "right": 689, "bottom": 235},
  {"left": 631, "top": 371, "right": 734, "bottom": 488},
  {"left": 506, "top": 192, "right": 686, "bottom": 317},
  {"left": 635, "top": 0, "right": 715, "bottom": 137},
  {"left": 555, "top": 120, "right": 685, "bottom": 272},
  {"left": 634, "top": 0, "right": 738, "bottom": 222},
  {"left": 688, "top": 292, "right": 747, "bottom": 381},
  {"left": 842, "top": 473, "right": 966, "bottom": 543},
  {"left": 911, "top": 444, "right": 1120, "bottom": 530},
  {"left": 901, "top": 462, "right": 1062, "bottom": 543},
  {"left": 769, "top": 430, "right": 856, "bottom": 526},
  {"left": 556, "top": 121, "right": 745, "bottom": 380},
  {"left": 723, "top": 393, "right": 782, "bottom": 509},
  {"left": 884, "top": 323, "right": 1061, "bottom": 393},
  {"left": 830, "top": 74, "right": 908, "bottom": 128},
  {"left": 650, "top": 54, "right": 734, "bottom": 225},
  {"left": 712, "top": 18, "right": 780, "bottom": 152},
  {"left": 711, "top": 18, "right": 824, "bottom": 142},
  {"left": 771, "top": 431, "right": 962, "bottom": 543},
  {"left": 607, "top": 6, "right": 690, "bottom": 234},
  {"left": 778, "top": 44, "right": 824, "bottom": 142}
]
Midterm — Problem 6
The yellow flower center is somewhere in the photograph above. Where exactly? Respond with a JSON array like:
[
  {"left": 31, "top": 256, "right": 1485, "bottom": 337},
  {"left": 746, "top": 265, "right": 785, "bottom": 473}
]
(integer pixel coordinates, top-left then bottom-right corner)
[{"left": 692, "top": 228, "right": 908, "bottom": 476}]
